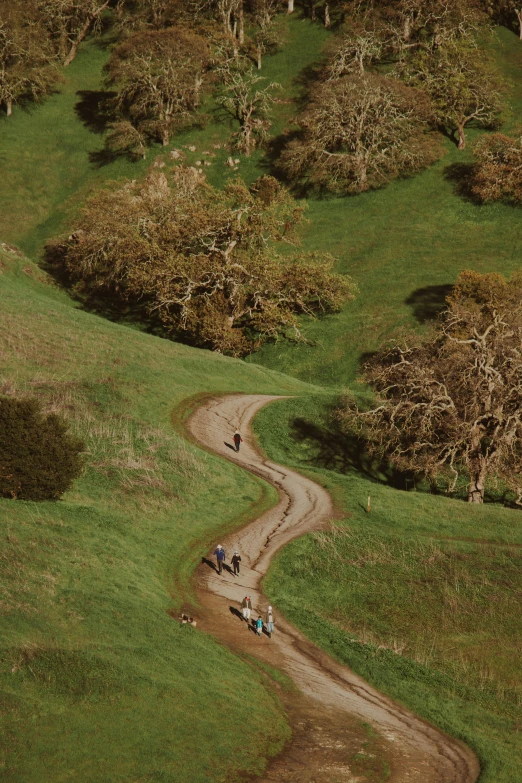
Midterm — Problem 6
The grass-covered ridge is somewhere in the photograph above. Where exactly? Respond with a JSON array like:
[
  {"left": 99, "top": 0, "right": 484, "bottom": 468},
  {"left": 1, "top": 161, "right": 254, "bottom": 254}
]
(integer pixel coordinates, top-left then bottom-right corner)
[
  {"left": 254, "top": 395, "right": 522, "bottom": 783},
  {"left": 0, "top": 249, "right": 315, "bottom": 782}
]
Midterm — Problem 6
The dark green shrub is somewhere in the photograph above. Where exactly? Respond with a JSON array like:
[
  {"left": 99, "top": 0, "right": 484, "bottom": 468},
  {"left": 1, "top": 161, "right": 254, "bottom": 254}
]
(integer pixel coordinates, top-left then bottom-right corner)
[{"left": 0, "top": 396, "right": 84, "bottom": 501}]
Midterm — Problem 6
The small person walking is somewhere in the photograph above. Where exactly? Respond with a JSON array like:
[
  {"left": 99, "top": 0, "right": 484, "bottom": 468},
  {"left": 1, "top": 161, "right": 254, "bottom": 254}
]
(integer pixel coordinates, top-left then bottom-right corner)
[
  {"left": 213, "top": 544, "right": 226, "bottom": 574},
  {"left": 233, "top": 430, "right": 242, "bottom": 452},
  {"left": 231, "top": 551, "right": 241, "bottom": 575},
  {"left": 265, "top": 606, "right": 275, "bottom": 638},
  {"left": 255, "top": 616, "right": 263, "bottom": 636},
  {"left": 241, "top": 596, "right": 252, "bottom": 623}
]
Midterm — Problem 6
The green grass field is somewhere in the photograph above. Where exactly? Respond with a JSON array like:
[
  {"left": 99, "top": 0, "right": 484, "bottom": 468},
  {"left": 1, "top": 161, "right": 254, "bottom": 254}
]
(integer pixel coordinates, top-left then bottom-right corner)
[{"left": 1, "top": 9, "right": 522, "bottom": 782}]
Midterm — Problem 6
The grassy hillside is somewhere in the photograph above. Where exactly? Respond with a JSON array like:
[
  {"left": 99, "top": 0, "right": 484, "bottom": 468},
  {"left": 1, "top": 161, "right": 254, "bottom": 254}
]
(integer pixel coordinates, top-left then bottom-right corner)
[
  {"left": 2, "top": 9, "right": 522, "bottom": 783},
  {"left": 255, "top": 396, "right": 522, "bottom": 783},
  {"left": 0, "top": 249, "right": 316, "bottom": 782}
]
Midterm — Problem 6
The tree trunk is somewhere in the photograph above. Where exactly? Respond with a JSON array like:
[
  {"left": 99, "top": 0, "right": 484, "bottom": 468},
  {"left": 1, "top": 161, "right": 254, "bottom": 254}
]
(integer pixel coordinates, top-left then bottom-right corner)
[
  {"left": 403, "top": 16, "right": 411, "bottom": 42},
  {"left": 63, "top": 38, "right": 82, "bottom": 67},
  {"left": 287, "top": 0, "right": 294, "bottom": 13},
  {"left": 238, "top": 1, "right": 244, "bottom": 44},
  {"left": 516, "top": 10, "right": 522, "bottom": 39},
  {"left": 356, "top": 155, "right": 367, "bottom": 189},
  {"left": 162, "top": 128, "right": 170, "bottom": 146},
  {"left": 6, "top": 99, "right": 12, "bottom": 117},
  {"left": 457, "top": 123, "right": 466, "bottom": 150},
  {"left": 468, "top": 466, "right": 486, "bottom": 503},
  {"left": 63, "top": 2, "right": 110, "bottom": 67},
  {"left": 324, "top": 3, "right": 330, "bottom": 28},
  {"left": 257, "top": 45, "right": 262, "bottom": 69},
  {"left": 194, "top": 75, "right": 203, "bottom": 106},
  {"left": 311, "top": 3, "right": 316, "bottom": 21},
  {"left": 243, "top": 123, "right": 251, "bottom": 156}
]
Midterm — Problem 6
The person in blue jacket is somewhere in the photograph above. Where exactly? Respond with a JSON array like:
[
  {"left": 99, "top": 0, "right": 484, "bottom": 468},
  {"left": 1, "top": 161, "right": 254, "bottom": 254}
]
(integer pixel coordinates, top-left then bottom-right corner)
[{"left": 214, "top": 544, "right": 226, "bottom": 574}]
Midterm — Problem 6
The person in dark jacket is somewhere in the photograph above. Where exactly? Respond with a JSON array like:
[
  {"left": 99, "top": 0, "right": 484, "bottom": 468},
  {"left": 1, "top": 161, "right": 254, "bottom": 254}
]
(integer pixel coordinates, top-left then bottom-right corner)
[
  {"left": 231, "top": 551, "right": 241, "bottom": 575},
  {"left": 213, "top": 545, "right": 226, "bottom": 574},
  {"left": 241, "top": 596, "right": 252, "bottom": 623},
  {"left": 233, "top": 430, "right": 242, "bottom": 452}
]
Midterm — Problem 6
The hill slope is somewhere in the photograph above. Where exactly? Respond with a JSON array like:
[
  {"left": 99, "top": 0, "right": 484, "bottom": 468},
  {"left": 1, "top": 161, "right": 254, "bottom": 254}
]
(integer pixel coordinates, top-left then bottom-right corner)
[{"left": 0, "top": 249, "right": 312, "bottom": 783}]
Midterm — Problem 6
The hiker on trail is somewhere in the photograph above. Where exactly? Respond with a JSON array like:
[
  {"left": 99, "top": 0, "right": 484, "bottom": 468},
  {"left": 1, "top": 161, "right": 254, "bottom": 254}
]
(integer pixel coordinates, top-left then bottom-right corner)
[
  {"left": 233, "top": 430, "right": 242, "bottom": 452},
  {"left": 265, "top": 606, "right": 275, "bottom": 638},
  {"left": 214, "top": 545, "right": 226, "bottom": 574},
  {"left": 255, "top": 616, "right": 263, "bottom": 636},
  {"left": 241, "top": 596, "right": 252, "bottom": 623},
  {"left": 231, "top": 551, "right": 241, "bottom": 575}
]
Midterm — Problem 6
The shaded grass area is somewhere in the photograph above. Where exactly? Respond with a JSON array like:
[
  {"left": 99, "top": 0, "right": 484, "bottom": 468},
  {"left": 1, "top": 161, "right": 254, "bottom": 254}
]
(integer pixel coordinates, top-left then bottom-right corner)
[
  {"left": 254, "top": 395, "right": 522, "bottom": 783},
  {"left": 0, "top": 252, "right": 314, "bottom": 782}
]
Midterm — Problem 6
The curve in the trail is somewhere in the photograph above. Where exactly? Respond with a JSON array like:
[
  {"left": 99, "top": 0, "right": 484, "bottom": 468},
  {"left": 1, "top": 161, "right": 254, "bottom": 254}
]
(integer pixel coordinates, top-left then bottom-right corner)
[{"left": 188, "top": 394, "right": 480, "bottom": 783}]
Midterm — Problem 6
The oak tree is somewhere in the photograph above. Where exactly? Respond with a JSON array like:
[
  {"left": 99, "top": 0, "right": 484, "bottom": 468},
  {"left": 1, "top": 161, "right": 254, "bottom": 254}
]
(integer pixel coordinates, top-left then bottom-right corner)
[
  {"left": 38, "top": 0, "right": 111, "bottom": 66},
  {"left": 105, "top": 27, "right": 212, "bottom": 150},
  {"left": 46, "top": 168, "right": 355, "bottom": 356},
  {"left": 471, "top": 132, "right": 522, "bottom": 203},
  {"left": 327, "top": 23, "right": 385, "bottom": 77},
  {"left": 0, "top": 2, "right": 58, "bottom": 116},
  {"left": 279, "top": 73, "right": 439, "bottom": 193},
  {"left": 340, "top": 270, "right": 522, "bottom": 504},
  {"left": 217, "top": 59, "right": 280, "bottom": 154},
  {"left": 250, "top": 0, "right": 284, "bottom": 69},
  {"left": 398, "top": 39, "right": 504, "bottom": 149}
]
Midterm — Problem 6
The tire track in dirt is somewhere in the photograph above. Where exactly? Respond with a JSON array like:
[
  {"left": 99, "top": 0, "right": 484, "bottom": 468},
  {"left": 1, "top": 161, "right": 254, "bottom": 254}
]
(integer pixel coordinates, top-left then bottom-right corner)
[{"left": 187, "top": 394, "right": 480, "bottom": 783}]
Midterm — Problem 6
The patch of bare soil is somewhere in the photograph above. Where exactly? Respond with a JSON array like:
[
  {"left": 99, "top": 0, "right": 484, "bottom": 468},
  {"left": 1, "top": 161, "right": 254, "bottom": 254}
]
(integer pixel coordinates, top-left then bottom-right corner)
[{"left": 186, "top": 394, "right": 480, "bottom": 783}]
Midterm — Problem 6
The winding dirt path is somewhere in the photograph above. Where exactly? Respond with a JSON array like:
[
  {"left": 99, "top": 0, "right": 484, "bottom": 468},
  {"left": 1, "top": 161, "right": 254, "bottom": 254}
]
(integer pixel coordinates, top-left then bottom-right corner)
[{"left": 187, "top": 394, "right": 480, "bottom": 783}]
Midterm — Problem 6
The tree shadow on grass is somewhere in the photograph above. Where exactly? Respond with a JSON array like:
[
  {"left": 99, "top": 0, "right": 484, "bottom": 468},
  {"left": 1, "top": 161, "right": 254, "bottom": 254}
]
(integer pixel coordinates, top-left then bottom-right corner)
[
  {"left": 405, "top": 284, "right": 454, "bottom": 324},
  {"left": 289, "top": 405, "right": 417, "bottom": 490},
  {"left": 75, "top": 90, "right": 117, "bottom": 133},
  {"left": 443, "top": 162, "right": 481, "bottom": 203},
  {"left": 88, "top": 147, "right": 120, "bottom": 168}
]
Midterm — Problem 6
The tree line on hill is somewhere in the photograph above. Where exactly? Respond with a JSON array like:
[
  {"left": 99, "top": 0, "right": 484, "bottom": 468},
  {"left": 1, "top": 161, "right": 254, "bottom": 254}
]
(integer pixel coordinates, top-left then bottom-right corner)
[
  {"left": 279, "top": 0, "right": 510, "bottom": 193},
  {"left": 3, "top": 0, "right": 522, "bottom": 202}
]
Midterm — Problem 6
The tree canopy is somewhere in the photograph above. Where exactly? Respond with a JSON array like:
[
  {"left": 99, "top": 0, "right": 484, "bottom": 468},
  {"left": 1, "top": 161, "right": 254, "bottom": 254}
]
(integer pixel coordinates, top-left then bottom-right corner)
[
  {"left": 471, "top": 132, "right": 522, "bottom": 203},
  {"left": 279, "top": 73, "right": 439, "bottom": 193},
  {"left": 104, "top": 27, "right": 212, "bottom": 152},
  {"left": 340, "top": 270, "right": 522, "bottom": 504},
  {"left": 46, "top": 167, "right": 355, "bottom": 356},
  {"left": 0, "top": 396, "right": 84, "bottom": 501}
]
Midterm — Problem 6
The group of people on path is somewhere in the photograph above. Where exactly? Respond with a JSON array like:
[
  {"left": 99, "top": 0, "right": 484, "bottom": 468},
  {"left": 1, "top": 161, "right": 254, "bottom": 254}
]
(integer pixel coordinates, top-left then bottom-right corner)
[
  {"left": 211, "top": 427, "right": 275, "bottom": 638},
  {"left": 211, "top": 549, "right": 276, "bottom": 638},
  {"left": 241, "top": 596, "right": 275, "bottom": 638},
  {"left": 213, "top": 545, "right": 241, "bottom": 575}
]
